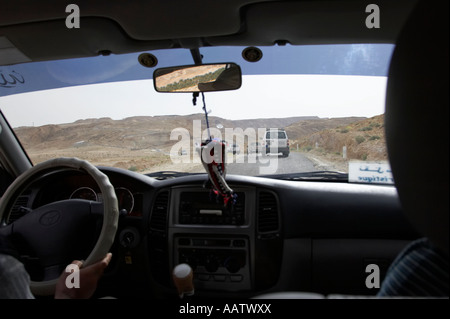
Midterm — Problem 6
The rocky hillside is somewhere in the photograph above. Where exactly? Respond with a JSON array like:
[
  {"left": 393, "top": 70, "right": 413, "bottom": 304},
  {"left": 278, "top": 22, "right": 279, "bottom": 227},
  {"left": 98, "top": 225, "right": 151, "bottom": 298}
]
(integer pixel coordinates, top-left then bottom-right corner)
[
  {"left": 13, "top": 114, "right": 383, "bottom": 172},
  {"left": 285, "top": 117, "right": 365, "bottom": 141},
  {"left": 15, "top": 114, "right": 360, "bottom": 151},
  {"left": 296, "top": 114, "right": 387, "bottom": 162}
]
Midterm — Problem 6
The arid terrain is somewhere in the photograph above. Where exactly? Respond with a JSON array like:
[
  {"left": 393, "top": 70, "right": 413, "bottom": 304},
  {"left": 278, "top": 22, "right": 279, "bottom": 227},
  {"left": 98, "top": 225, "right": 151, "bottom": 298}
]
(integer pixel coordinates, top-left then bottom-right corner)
[
  {"left": 14, "top": 114, "right": 387, "bottom": 174},
  {"left": 294, "top": 114, "right": 387, "bottom": 164}
]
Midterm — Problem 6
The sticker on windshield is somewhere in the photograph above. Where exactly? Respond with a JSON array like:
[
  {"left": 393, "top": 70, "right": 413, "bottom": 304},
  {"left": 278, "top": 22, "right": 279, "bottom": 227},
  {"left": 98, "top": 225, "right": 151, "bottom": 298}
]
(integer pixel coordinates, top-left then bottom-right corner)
[
  {"left": 348, "top": 161, "right": 394, "bottom": 185},
  {"left": 0, "top": 69, "right": 25, "bottom": 89}
]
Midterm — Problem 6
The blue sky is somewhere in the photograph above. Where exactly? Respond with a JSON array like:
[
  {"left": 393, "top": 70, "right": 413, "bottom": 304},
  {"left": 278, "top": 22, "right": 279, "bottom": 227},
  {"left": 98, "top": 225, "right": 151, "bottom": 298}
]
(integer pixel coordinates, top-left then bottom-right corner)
[
  {"left": 0, "top": 44, "right": 393, "bottom": 96},
  {"left": 0, "top": 44, "right": 393, "bottom": 127}
]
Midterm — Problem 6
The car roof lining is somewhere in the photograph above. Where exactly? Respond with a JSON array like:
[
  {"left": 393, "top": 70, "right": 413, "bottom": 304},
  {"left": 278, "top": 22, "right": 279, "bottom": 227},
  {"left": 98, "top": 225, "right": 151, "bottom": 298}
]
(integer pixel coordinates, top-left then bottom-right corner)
[{"left": 0, "top": 0, "right": 418, "bottom": 65}]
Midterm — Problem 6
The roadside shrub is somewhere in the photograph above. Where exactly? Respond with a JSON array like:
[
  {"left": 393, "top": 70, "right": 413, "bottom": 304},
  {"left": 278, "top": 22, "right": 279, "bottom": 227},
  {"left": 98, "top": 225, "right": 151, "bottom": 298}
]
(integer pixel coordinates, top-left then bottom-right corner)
[
  {"left": 358, "top": 126, "right": 372, "bottom": 131},
  {"left": 355, "top": 136, "right": 365, "bottom": 144},
  {"left": 369, "top": 135, "right": 381, "bottom": 141},
  {"left": 339, "top": 129, "right": 349, "bottom": 133},
  {"left": 128, "top": 166, "right": 138, "bottom": 172}
]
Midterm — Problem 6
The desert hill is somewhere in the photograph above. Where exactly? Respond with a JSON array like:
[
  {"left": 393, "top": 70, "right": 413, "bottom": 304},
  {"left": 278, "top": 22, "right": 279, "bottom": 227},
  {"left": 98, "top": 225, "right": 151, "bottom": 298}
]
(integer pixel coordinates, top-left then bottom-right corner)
[
  {"left": 15, "top": 114, "right": 356, "bottom": 151},
  {"left": 296, "top": 114, "right": 387, "bottom": 162},
  {"left": 13, "top": 114, "right": 384, "bottom": 172},
  {"left": 285, "top": 117, "right": 366, "bottom": 141}
]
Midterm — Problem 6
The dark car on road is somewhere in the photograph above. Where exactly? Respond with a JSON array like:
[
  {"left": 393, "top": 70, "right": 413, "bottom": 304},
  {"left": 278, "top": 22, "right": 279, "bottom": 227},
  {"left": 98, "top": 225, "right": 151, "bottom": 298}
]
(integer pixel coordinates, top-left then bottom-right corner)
[{"left": 231, "top": 143, "right": 240, "bottom": 155}]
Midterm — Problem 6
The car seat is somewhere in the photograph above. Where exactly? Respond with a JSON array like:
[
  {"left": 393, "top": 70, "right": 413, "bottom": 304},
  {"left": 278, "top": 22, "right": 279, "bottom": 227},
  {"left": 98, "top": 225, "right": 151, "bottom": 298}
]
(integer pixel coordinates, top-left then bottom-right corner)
[
  {"left": 255, "top": 0, "right": 449, "bottom": 299},
  {"left": 379, "top": 0, "right": 449, "bottom": 297}
]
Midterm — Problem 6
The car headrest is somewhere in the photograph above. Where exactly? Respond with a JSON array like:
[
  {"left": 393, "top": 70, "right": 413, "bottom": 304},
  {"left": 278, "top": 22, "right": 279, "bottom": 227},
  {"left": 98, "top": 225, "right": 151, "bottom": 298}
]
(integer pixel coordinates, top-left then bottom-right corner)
[{"left": 385, "top": 0, "right": 449, "bottom": 254}]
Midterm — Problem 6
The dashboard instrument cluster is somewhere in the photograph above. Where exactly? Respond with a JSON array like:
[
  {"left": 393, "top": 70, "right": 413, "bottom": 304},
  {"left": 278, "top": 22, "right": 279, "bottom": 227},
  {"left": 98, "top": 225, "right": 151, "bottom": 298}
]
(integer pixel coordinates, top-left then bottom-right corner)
[{"left": 69, "top": 185, "right": 139, "bottom": 216}]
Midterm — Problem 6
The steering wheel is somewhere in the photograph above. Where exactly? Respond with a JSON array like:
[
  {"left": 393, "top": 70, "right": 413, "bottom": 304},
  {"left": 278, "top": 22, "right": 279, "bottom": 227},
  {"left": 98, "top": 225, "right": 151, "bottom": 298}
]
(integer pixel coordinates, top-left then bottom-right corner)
[{"left": 0, "top": 158, "right": 119, "bottom": 296}]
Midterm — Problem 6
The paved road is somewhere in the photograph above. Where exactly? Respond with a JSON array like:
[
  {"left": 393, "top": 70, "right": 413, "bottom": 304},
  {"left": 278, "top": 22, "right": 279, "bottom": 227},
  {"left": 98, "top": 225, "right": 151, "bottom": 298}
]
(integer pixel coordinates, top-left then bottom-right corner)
[{"left": 226, "top": 152, "right": 317, "bottom": 176}]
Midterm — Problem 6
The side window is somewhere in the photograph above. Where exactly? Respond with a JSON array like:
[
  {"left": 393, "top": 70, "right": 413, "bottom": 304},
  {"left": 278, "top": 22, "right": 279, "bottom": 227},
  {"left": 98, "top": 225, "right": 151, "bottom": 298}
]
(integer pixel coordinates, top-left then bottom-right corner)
[{"left": 0, "top": 164, "right": 14, "bottom": 197}]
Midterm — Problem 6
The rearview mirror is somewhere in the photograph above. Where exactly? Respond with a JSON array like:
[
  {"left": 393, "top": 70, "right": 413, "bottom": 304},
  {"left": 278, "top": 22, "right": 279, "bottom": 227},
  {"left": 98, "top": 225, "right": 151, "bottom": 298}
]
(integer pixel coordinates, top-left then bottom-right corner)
[{"left": 153, "top": 63, "right": 242, "bottom": 93}]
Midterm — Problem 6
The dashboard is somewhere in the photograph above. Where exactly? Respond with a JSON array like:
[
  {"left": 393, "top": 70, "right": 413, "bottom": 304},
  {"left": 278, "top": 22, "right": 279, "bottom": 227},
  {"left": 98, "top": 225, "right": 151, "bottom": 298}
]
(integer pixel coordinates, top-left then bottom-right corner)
[
  {"left": 69, "top": 186, "right": 135, "bottom": 217},
  {"left": 22, "top": 169, "right": 145, "bottom": 218},
  {"left": 4, "top": 166, "right": 419, "bottom": 299}
]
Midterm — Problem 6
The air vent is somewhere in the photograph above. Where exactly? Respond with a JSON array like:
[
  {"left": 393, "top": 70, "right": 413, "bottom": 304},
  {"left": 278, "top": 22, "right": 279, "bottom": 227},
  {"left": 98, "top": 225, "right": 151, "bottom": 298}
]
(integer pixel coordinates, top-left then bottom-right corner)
[
  {"left": 233, "top": 195, "right": 245, "bottom": 215},
  {"left": 257, "top": 191, "right": 280, "bottom": 233},
  {"left": 149, "top": 191, "right": 169, "bottom": 231},
  {"left": 7, "top": 195, "right": 30, "bottom": 224}
]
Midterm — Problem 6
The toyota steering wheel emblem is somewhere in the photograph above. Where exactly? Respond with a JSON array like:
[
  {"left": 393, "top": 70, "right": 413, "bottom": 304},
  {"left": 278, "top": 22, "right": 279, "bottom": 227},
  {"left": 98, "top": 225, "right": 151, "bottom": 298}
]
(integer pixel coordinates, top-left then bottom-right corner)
[{"left": 39, "top": 210, "right": 61, "bottom": 226}]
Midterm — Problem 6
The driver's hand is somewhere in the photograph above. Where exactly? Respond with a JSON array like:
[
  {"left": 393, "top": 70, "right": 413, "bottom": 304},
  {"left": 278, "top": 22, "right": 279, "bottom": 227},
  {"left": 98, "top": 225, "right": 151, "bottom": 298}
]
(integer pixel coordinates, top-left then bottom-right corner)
[{"left": 55, "top": 253, "right": 112, "bottom": 299}]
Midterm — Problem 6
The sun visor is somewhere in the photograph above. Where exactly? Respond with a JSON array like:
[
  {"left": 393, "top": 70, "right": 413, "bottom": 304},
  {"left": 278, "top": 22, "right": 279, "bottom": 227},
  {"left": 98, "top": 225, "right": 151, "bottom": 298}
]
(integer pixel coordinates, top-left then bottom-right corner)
[{"left": 0, "top": 37, "right": 31, "bottom": 65}]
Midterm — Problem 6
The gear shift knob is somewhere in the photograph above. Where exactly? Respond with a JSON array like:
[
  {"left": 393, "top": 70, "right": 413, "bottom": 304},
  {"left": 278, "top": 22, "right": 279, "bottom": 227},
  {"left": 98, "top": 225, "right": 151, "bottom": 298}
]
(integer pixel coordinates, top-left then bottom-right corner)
[{"left": 172, "top": 263, "right": 194, "bottom": 298}]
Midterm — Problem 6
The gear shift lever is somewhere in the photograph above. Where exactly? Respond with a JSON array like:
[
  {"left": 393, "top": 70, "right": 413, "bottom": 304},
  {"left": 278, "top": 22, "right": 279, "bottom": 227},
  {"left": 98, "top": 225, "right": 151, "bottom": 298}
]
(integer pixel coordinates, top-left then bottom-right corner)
[{"left": 172, "top": 263, "right": 194, "bottom": 298}]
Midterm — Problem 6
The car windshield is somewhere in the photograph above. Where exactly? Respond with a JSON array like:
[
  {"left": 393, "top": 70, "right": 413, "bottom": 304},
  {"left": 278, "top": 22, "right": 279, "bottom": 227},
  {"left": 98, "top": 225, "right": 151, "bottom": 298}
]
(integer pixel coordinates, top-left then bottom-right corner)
[
  {"left": 267, "top": 132, "right": 287, "bottom": 139},
  {"left": 0, "top": 44, "right": 394, "bottom": 182}
]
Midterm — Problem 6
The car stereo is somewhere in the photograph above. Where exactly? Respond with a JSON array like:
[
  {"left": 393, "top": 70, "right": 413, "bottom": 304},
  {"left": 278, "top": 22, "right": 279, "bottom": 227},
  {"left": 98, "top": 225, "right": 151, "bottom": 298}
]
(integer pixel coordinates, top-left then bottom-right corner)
[{"left": 178, "top": 191, "right": 245, "bottom": 225}]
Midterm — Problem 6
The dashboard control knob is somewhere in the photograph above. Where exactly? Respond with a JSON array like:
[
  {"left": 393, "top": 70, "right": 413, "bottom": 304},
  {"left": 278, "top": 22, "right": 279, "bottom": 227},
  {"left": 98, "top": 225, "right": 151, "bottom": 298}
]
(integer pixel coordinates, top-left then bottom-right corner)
[
  {"left": 205, "top": 256, "right": 219, "bottom": 273},
  {"left": 224, "top": 256, "right": 241, "bottom": 273}
]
